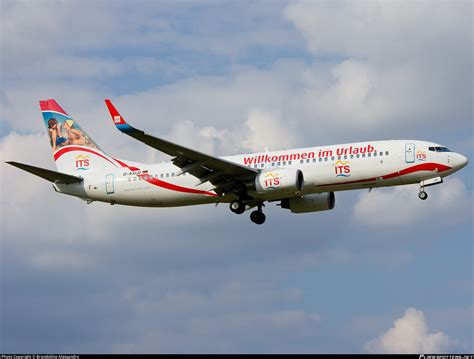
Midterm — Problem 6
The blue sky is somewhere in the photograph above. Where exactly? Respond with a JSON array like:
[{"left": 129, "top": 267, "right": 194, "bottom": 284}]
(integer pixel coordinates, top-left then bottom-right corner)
[{"left": 1, "top": 0, "right": 472, "bottom": 353}]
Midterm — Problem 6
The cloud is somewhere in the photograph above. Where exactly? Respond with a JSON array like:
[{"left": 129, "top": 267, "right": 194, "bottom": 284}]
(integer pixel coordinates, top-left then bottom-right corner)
[
  {"left": 352, "top": 177, "right": 471, "bottom": 227},
  {"left": 284, "top": 0, "right": 472, "bottom": 136},
  {"left": 284, "top": 1, "right": 471, "bottom": 63},
  {"left": 243, "top": 109, "right": 297, "bottom": 152},
  {"left": 364, "top": 308, "right": 453, "bottom": 353}
]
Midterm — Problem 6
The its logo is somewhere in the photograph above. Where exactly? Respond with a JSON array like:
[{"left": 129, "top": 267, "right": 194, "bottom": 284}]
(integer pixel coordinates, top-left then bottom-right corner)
[
  {"left": 264, "top": 172, "right": 281, "bottom": 189},
  {"left": 416, "top": 151, "right": 427, "bottom": 161},
  {"left": 335, "top": 160, "right": 351, "bottom": 177},
  {"left": 75, "top": 154, "right": 90, "bottom": 170},
  {"left": 114, "top": 115, "right": 122, "bottom": 124}
]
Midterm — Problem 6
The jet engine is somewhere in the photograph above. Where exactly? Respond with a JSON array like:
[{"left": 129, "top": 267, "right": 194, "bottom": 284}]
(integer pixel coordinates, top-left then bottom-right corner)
[
  {"left": 281, "top": 192, "right": 335, "bottom": 213},
  {"left": 255, "top": 169, "right": 304, "bottom": 194}
]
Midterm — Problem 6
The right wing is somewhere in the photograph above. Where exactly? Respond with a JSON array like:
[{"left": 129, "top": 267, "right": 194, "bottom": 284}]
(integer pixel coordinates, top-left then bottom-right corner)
[
  {"left": 6, "top": 161, "right": 83, "bottom": 184},
  {"left": 104, "top": 100, "right": 258, "bottom": 196}
]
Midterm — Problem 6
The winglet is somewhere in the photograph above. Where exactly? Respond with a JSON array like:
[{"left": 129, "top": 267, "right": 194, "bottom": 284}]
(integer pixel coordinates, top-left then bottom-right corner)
[{"left": 104, "top": 99, "right": 136, "bottom": 134}]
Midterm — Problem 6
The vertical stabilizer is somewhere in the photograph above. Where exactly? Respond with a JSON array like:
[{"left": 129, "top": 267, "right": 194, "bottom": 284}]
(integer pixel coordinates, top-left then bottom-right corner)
[{"left": 40, "top": 99, "right": 117, "bottom": 174}]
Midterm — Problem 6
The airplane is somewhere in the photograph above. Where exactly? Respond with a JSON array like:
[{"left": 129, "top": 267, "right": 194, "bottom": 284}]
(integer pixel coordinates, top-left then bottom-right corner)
[{"left": 6, "top": 99, "right": 469, "bottom": 225}]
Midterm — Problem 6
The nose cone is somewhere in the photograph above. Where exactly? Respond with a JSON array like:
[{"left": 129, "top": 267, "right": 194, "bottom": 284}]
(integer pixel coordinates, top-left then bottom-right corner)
[{"left": 455, "top": 153, "right": 469, "bottom": 170}]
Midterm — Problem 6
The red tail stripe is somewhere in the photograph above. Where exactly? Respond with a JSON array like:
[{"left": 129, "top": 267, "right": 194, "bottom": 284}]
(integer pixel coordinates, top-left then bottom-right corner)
[
  {"left": 54, "top": 146, "right": 118, "bottom": 167},
  {"left": 39, "top": 99, "right": 69, "bottom": 116}
]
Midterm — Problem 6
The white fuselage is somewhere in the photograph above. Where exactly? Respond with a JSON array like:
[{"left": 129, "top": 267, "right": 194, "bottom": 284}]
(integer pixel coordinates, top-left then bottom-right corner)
[{"left": 54, "top": 140, "right": 467, "bottom": 207}]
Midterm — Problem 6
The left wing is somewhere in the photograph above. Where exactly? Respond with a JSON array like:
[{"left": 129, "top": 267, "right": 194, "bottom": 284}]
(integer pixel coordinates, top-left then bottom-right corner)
[{"left": 104, "top": 100, "right": 257, "bottom": 196}]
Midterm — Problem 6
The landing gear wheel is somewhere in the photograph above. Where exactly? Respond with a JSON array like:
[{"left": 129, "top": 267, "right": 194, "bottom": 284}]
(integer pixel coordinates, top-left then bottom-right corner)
[
  {"left": 229, "top": 200, "right": 245, "bottom": 214},
  {"left": 418, "top": 191, "right": 428, "bottom": 200},
  {"left": 250, "top": 210, "right": 266, "bottom": 225}
]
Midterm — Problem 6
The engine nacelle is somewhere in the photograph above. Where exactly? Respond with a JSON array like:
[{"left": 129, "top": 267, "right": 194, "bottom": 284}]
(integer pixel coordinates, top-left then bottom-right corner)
[
  {"left": 255, "top": 169, "right": 304, "bottom": 194},
  {"left": 281, "top": 192, "right": 335, "bottom": 213}
]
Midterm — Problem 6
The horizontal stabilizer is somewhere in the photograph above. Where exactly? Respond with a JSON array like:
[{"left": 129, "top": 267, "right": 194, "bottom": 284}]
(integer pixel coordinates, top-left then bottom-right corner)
[{"left": 6, "top": 161, "right": 83, "bottom": 184}]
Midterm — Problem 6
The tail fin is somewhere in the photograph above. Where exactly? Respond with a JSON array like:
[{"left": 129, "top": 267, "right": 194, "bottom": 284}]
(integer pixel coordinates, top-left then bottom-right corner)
[{"left": 40, "top": 99, "right": 117, "bottom": 174}]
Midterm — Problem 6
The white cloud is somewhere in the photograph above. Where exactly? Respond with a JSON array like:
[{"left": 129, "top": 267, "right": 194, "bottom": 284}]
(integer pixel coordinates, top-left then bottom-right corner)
[
  {"left": 243, "top": 109, "right": 297, "bottom": 152},
  {"left": 284, "top": 1, "right": 471, "bottom": 64},
  {"left": 364, "top": 308, "right": 453, "bottom": 353},
  {"left": 352, "top": 177, "right": 471, "bottom": 227}
]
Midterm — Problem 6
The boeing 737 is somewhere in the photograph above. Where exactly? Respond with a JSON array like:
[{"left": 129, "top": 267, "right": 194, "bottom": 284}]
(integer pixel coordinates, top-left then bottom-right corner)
[{"left": 6, "top": 99, "right": 469, "bottom": 224}]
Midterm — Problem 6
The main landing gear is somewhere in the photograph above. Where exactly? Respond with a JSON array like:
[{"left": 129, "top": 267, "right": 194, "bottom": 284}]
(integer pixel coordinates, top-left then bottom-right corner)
[
  {"left": 250, "top": 205, "right": 266, "bottom": 225},
  {"left": 229, "top": 200, "right": 246, "bottom": 214},
  {"left": 229, "top": 200, "right": 266, "bottom": 225}
]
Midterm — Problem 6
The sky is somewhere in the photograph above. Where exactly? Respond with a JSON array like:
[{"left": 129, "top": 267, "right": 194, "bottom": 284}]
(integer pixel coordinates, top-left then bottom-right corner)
[{"left": 0, "top": 0, "right": 473, "bottom": 353}]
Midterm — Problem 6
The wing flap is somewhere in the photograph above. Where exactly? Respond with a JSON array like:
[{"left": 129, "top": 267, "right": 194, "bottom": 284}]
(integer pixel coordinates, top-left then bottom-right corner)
[{"left": 6, "top": 161, "right": 83, "bottom": 184}]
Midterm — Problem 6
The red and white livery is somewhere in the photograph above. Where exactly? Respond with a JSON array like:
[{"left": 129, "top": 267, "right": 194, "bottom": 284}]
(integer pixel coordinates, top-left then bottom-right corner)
[{"left": 7, "top": 99, "right": 469, "bottom": 225}]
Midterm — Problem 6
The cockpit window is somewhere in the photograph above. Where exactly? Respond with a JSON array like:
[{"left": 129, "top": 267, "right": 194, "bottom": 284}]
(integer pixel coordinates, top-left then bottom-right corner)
[{"left": 428, "top": 146, "right": 451, "bottom": 152}]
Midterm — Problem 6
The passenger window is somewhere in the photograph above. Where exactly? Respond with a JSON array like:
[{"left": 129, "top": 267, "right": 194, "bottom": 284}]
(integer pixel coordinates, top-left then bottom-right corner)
[
  {"left": 272, "top": 162, "right": 275, "bottom": 167},
  {"left": 324, "top": 157, "right": 328, "bottom": 162},
  {"left": 385, "top": 151, "right": 389, "bottom": 156},
  {"left": 331, "top": 156, "right": 335, "bottom": 161},
  {"left": 344, "top": 155, "right": 347, "bottom": 160},
  {"left": 261, "top": 163, "right": 265, "bottom": 168},
  {"left": 362, "top": 153, "right": 366, "bottom": 158},
  {"left": 300, "top": 160, "right": 304, "bottom": 164},
  {"left": 374, "top": 152, "right": 377, "bottom": 157},
  {"left": 356, "top": 154, "right": 360, "bottom": 158},
  {"left": 166, "top": 173, "right": 169, "bottom": 178},
  {"left": 160, "top": 174, "right": 164, "bottom": 178},
  {"left": 338, "top": 156, "right": 341, "bottom": 160},
  {"left": 319, "top": 158, "right": 323, "bottom": 162},
  {"left": 288, "top": 161, "right": 292, "bottom": 165},
  {"left": 368, "top": 153, "right": 371, "bottom": 157},
  {"left": 306, "top": 159, "right": 310, "bottom": 163},
  {"left": 350, "top": 155, "right": 354, "bottom": 159},
  {"left": 254, "top": 164, "right": 258, "bottom": 168},
  {"left": 379, "top": 152, "right": 383, "bottom": 156},
  {"left": 283, "top": 161, "right": 287, "bottom": 165},
  {"left": 313, "top": 158, "right": 316, "bottom": 163},
  {"left": 277, "top": 162, "right": 281, "bottom": 166}
]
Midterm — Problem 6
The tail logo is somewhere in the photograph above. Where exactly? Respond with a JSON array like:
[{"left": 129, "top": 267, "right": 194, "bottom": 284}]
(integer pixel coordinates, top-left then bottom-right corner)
[
  {"left": 114, "top": 115, "right": 121, "bottom": 124},
  {"left": 75, "top": 154, "right": 90, "bottom": 170}
]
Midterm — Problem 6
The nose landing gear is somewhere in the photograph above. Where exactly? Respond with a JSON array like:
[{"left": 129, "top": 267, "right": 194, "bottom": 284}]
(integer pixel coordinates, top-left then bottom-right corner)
[
  {"left": 418, "top": 190, "right": 428, "bottom": 200},
  {"left": 418, "top": 177, "right": 443, "bottom": 200}
]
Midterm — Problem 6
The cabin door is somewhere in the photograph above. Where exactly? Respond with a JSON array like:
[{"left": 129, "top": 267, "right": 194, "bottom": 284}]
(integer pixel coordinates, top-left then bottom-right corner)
[
  {"left": 405, "top": 143, "right": 415, "bottom": 163},
  {"left": 105, "top": 174, "right": 115, "bottom": 194}
]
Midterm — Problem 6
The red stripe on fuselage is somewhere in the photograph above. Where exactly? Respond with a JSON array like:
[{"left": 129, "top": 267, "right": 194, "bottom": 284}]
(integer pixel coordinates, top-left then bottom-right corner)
[
  {"left": 107, "top": 158, "right": 218, "bottom": 197},
  {"left": 113, "top": 157, "right": 140, "bottom": 171},
  {"left": 54, "top": 146, "right": 118, "bottom": 167},
  {"left": 318, "top": 162, "right": 451, "bottom": 187},
  {"left": 139, "top": 174, "right": 218, "bottom": 197}
]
